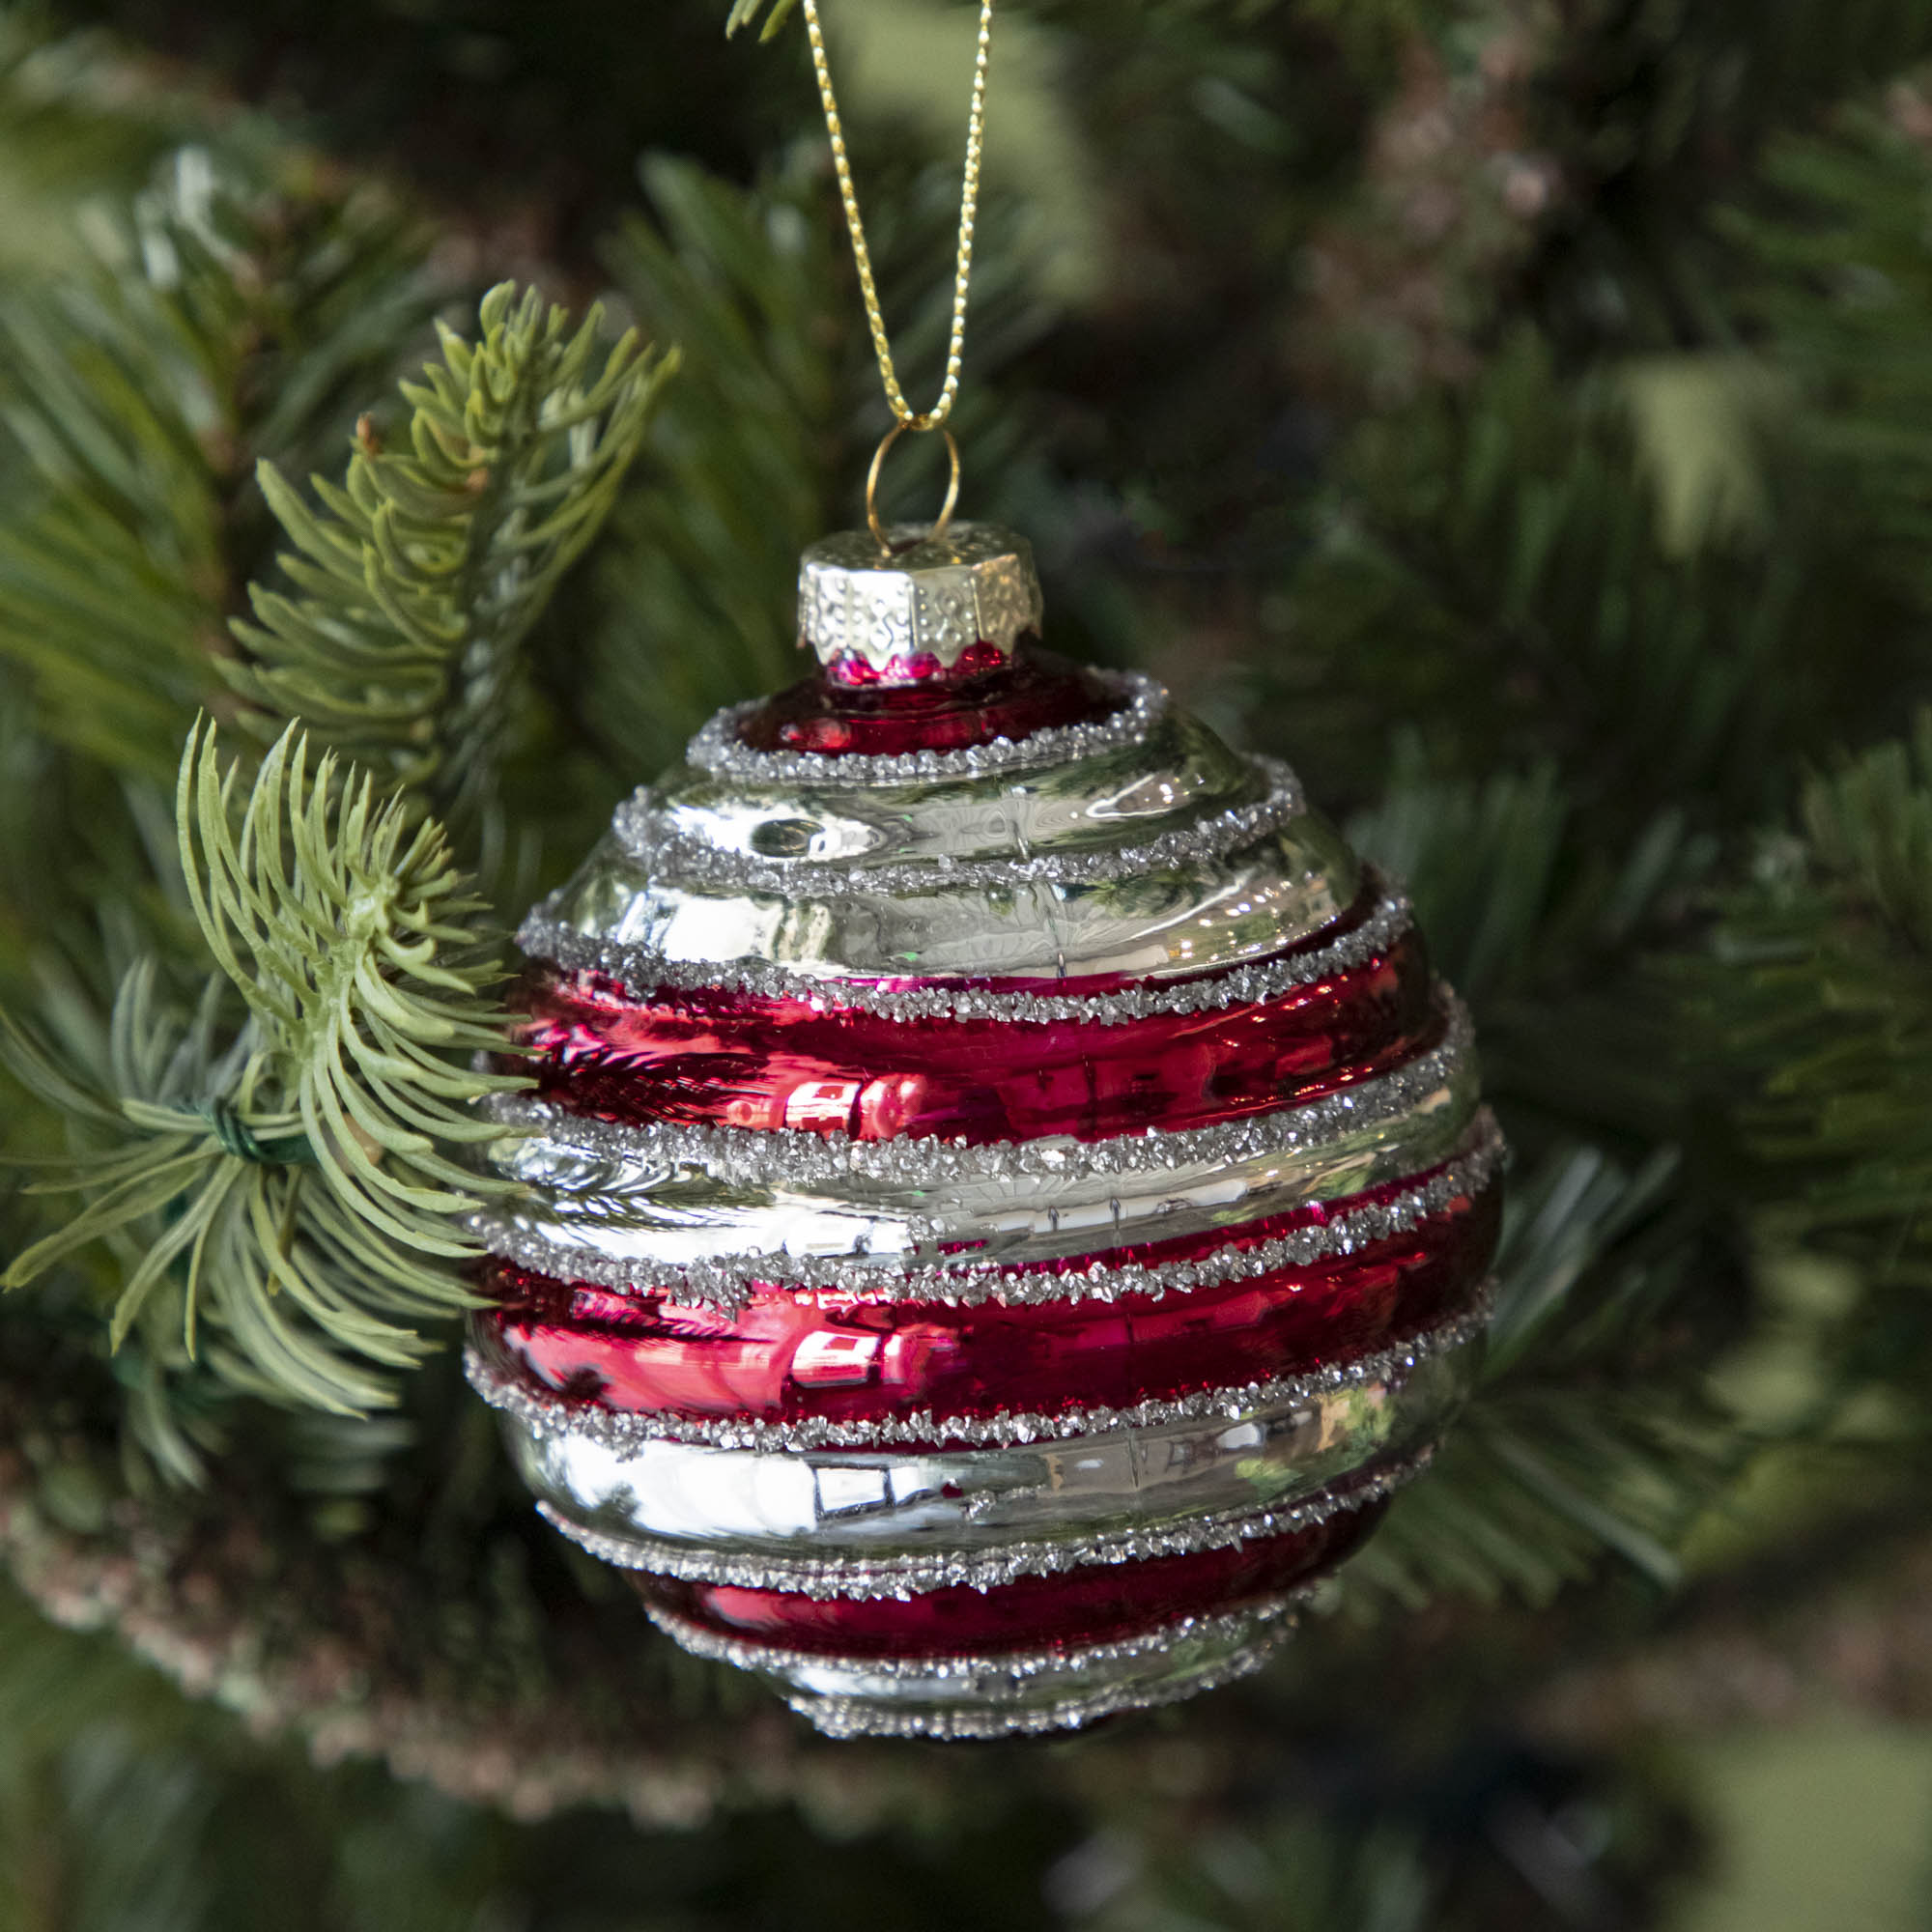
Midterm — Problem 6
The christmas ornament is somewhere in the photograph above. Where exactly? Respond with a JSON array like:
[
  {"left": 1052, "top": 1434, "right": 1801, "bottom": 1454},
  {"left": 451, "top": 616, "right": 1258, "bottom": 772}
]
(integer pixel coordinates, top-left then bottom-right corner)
[
  {"left": 464, "top": 0, "right": 1499, "bottom": 1738},
  {"left": 465, "top": 519, "right": 1502, "bottom": 1738}
]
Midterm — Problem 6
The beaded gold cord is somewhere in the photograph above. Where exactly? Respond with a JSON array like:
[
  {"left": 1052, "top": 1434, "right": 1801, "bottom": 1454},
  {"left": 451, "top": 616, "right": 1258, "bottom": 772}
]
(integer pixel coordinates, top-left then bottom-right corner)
[{"left": 798, "top": 0, "right": 993, "bottom": 542}]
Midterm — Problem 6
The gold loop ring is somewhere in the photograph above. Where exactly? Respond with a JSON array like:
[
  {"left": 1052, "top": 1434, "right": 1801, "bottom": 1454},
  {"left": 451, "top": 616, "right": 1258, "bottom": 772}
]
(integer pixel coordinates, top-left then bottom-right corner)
[{"left": 867, "top": 422, "right": 961, "bottom": 553}]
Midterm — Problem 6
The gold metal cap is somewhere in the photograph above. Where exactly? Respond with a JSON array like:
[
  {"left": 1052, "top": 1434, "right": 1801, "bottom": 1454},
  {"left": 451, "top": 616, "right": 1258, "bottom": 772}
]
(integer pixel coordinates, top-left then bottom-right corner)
[{"left": 798, "top": 522, "right": 1042, "bottom": 674}]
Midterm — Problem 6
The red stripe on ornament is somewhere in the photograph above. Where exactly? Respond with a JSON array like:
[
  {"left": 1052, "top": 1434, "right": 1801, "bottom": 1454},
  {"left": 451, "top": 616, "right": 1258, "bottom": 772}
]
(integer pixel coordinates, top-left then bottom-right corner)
[
  {"left": 631, "top": 1501, "right": 1385, "bottom": 1659},
  {"left": 736, "top": 646, "right": 1110, "bottom": 754},
  {"left": 475, "top": 1179, "right": 1498, "bottom": 1435},
  {"left": 512, "top": 928, "right": 1437, "bottom": 1146}
]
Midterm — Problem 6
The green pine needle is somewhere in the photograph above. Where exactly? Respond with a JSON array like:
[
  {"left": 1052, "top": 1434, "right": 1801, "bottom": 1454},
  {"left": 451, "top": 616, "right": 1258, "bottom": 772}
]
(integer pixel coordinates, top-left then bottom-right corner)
[
  {"left": 724, "top": 0, "right": 797, "bottom": 40},
  {"left": 226, "top": 281, "right": 679, "bottom": 839},
  {"left": 1, "top": 723, "right": 530, "bottom": 1417}
]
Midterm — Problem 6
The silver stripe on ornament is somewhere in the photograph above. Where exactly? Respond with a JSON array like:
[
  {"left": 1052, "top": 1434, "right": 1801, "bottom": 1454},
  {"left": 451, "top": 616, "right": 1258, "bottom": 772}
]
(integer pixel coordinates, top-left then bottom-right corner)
[
  {"left": 685, "top": 670, "right": 1168, "bottom": 787},
  {"left": 646, "top": 1599, "right": 1303, "bottom": 1740},
  {"left": 615, "top": 763, "right": 1306, "bottom": 896},
  {"left": 535, "top": 1443, "right": 1433, "bottom": 1600},
  {"left": 648, "top": 1596, "right": 1293, "bottom": 1687},
  {"left": 510, "top": 1331, "right": 1474, "bottom": 1577},
  {"left": 529, "top": 813, "right": 1361, "bottom": 985},
  {"left": 531, "top": 838, "right": 1359, "bottom": 987},
  {"left": 473, "top": 1108, "right": 1474, "bottom": 1309},
  {"left": 797, "top": 1639, "right": 1284, "bottom": 1740},
  {"left": 472, "top": 1112, "right": 1501, "bottom": 1310},
  {"left": 517, "top": 877, "right": 1414, "bottom": 1027},
  {"left": 641, "top": 711, "right": 1264, "bottom": 872},
  {"left": 466, "top": 1282, "right": 1493, "bottom": 1452}
]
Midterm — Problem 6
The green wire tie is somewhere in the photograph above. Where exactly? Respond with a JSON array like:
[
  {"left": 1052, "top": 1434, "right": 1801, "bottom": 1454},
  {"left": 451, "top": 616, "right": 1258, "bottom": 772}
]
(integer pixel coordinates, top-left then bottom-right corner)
[{"left": 200, "top": 1098, "right": 318, "bottom": 1166}]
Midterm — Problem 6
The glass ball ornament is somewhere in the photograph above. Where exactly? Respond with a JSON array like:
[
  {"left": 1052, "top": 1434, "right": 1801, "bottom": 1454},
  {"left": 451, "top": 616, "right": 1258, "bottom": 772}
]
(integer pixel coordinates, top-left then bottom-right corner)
[{"left": 466, "top": 523, "right": 1502, "bottom": 1740}]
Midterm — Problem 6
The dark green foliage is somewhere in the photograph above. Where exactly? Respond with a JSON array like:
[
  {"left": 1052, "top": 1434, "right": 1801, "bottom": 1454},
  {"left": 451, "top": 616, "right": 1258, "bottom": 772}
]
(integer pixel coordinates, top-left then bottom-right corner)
[
  {"left": 1356, "top": 1133, "right": 1732, "bottom": 1611},
  {"left": 1257, "top": 332, "right": 1918, "bottom": 842},
  {"left": 1522, "top": 0, "right": 1932, "bottom": 355},
  {"left": 1686, "top": 718, "right": 1932, "bottom": 1388},
  {"left": 584, "top": 153, "right": 846, "bottom": 772},
  {"left": 1725, "top": 110, "right": 1932, "bottom": 588},
  {"left": 0, "top": 147, "right": 438, "bottom": 785}
]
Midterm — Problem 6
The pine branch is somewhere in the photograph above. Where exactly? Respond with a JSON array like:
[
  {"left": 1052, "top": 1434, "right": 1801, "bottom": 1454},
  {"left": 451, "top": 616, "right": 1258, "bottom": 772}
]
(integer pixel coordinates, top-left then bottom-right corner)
[
  {"left": 1347, "top": 745, "right": 1719, "bottom": 1010},
  {"left": 1, "top": 724, "right": 527, "bottom": 1419},
  {"left": 225, "top": 282, "right": 678, "bottom": 845},
  {"left": 1519, "top": 0, "right": 1932, "bottom": 360},
  {"left": 1259, "top": 334, "right": 1857, "bottom": 839},
  {"left": 1722, "top": 105, "right": 1932, "bottom": 581},
  {"left": 0, "top": 145, "right": 436, "bottom": 789},
  {"left": 1320, "top": 733, "right": 1752, "bottom": 1611},
  {"left": 1083, "top": 1812, "right": 1436, "bottom": 1932},
  {"left": 1689, "top": 714, "right": 1932, "bottom": 1300},
  {"left": 0, "top": 255, "right": 671, "bottom": 1442}
]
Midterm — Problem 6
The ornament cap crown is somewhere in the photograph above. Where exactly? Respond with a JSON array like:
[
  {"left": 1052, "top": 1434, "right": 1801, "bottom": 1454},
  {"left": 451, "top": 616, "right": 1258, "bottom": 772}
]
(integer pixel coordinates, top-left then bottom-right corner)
[{"left": 798, "top": 522, "right": 1042, "bottom": 680}]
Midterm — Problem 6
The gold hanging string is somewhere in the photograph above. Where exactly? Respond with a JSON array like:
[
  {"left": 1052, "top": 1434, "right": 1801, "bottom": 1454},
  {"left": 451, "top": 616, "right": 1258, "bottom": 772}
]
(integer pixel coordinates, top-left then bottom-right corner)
[{"left": 801, "top": 0, "right": 994, "bottom": 506}]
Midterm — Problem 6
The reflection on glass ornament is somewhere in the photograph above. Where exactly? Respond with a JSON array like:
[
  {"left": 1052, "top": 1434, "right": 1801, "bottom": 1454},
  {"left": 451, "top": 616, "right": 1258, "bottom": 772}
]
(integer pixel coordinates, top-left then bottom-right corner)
[{"left": 467, "top": 523, "right": 1502, "bottom": 1739}]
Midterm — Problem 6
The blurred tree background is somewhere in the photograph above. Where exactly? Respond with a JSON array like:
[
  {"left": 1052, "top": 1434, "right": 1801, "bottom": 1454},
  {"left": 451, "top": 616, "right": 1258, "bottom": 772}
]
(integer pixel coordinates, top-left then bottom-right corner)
[{"left": 0, "top": 0, "right": 1929, "bottom": 1926}]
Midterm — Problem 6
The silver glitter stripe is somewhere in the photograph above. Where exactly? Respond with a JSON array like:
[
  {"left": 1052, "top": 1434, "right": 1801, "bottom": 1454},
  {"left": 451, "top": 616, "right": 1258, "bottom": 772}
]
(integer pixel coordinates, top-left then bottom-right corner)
[
  {"left": 643, "top": 1597, "right": 1297, "bottom": 1686},
  {"left": 481, "top": 1001, "right": 1471, "bottom": 1191},
  {"left": 683, "top": 671, "right": 1168, "bottom": 787},
  {"left": 532, "top": 1445, "right": 1435, "bottom": 1600},
  {"left": 472, "top": 1111, "right": 1501, "bottom": 1311},
  {"left": 464, "top": 1284, "right": 1492, "bottom": 1453},
  {"left": 513, "top": 1346, "right": 1469, "bottom": 1570},
  {"left": 611, "top": 762, "right": 1306, "bottom": 895},
  {"left": 515, "top": 880, "right": 1414, "bottom": 1028},
  {"left": 795, "top": 1638, "right": 1284, "bottom": 1740}
]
